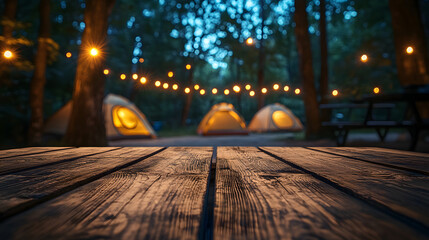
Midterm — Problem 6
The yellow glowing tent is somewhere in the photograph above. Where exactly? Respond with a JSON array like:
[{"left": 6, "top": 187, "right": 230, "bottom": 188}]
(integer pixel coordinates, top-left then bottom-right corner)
[
  {"left": 248, "top": 103, "right": 303, "bottom": 132},
  {"left": 197, "top": 103, "right": 248, "bottom": 135},
  {"left": 44, "top": 94, "right": 156, "bottom": 139}
]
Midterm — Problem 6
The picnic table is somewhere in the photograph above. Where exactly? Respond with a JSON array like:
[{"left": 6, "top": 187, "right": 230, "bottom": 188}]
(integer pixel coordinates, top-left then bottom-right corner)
[{"left": 0, "top": 147, "right": 428, "bottom": 239}]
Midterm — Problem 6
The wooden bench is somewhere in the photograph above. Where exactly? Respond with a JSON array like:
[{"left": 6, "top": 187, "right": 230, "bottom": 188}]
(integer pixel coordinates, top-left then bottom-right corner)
[{"left": 0, "top": 147, "right": 428, "bottom": 239}]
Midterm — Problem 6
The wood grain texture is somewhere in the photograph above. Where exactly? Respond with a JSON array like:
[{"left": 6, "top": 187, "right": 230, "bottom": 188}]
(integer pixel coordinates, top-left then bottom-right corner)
[
  {"left": 307, "top": 147, "right": 429, "bottom": 175},
  {"left": 261, "top": 147, "right": 429, "bottom": 230},
  {"left": 0, "top": 147, "right": 212, "bottom": 240},
  {"left": 0, "top": 147, "right": 161, "bottom": 216},
  {"left": 0, "top": 147, "right": 72, "bottom": 159},
  {"left": 214, "top": 147, "right": 426, "bottom": 239},
  {"left": 0, "top": 147, "right": 121, "bottom": 175}
]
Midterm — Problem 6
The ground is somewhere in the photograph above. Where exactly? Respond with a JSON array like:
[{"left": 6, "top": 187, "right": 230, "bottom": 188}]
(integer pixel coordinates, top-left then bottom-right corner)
[{"left": 110, "top": 131, "right": 429, "bottom": 152}]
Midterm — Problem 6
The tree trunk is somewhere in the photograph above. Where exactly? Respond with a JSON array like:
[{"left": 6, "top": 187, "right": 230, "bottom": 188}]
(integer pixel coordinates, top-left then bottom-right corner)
[
  {"left": 294, "top": 0, "right": 321, "bottom": 138},
  {"left": 63, "top": 0, "right": 116, "bottom": 146},
  {"left": 181, "top": 64, "right": 194, "bottom": 126},
  {"left": 28, "top": 0, "right": 50, "bottom": 145},
  {"left": 257, "top": 0, "right": 266, "bottom": 110},
  {"left": 389, "top": 0, "right": 429, "bottom": 86},
  {"left": 319, "top": 0, "right": 332, "bottom": 127}
]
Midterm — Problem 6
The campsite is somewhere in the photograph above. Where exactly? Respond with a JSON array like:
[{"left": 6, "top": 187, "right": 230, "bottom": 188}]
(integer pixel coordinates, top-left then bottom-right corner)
[{"left": 1, "top": 0, "right": 429, "bottom": 239}]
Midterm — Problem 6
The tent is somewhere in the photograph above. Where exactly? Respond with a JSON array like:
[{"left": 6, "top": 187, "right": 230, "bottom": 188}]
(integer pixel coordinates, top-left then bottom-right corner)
[
  {"left": 248, "top": 103, "right": 303, "bottom": 132},
  {"left": 44, "top": 94, "right": 157, "bottom": 140},
  {"left": 197, "top": 103, "right": 248, "bottom": 135}
]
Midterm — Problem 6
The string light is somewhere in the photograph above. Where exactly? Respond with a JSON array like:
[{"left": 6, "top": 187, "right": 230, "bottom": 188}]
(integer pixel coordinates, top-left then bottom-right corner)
[
  {"left": 233, "top": 85, "right": 240, "bottom": 93},
  {"left": 224, "top": 89, "right": 230, "bottom": 95},
  {"left": 155, "top": 80, "right": 161, "bottom": 87},
  {"left": 120, "top": 74, "right": 126, "bottom": 80},
  {"left": 245, "top": 84, "right": 251, "bottom": 90},
  {"left": 273, "top": 84, "right": 279, "bottom": 90},
  {"left": 65, "top": 52, "right": 72, "bottom": 58},
  {"left": 163, "top": 83, "right": 169, "bottom": 89},
  {"left": 212, "top": 88, "right": 218, "bottom": 94},
  {"left": 246, "top": 37, "right": 254, "bottom": 45},
  {"left": 373, "top": 87, "right": 380, "bottom": 94},
  {"left": 132, "top": 74, "right": 138, "bottom": 80},
  {"left": 139, "top": 58, "right": 144, "bottom": 63},
  {"left": 360, "top": 54, "right": 368, "bottom": 63},
  {"left": 186, "top": 64, "right": 191, "bottom": 70},
  {"left": 332, "top": 89, "right": 339, "bottom": 97},
  {"left": 184, "top": 87, "right": 191, "bottom": 94},
  {"left": 249, "top": 91, "right": 255, "bottom": 97},
  {"left": 103, "top": 69, "right": 110, "bottom": 75},
  {"left": 200, "top": 89, "right": 206, "bottom": 95},
  {"left": 284, "top": 86, "right": 290, "bottom": 92},
  {"left": 295, "top": 88, "right": 301, "bottom": 95},
  {"left": 261, "top": 88, "right": 267, "bottom": 94},
  {"left": 406, "top": 46, "right": 414, "bottom": 54},
  {"left": 194, "top": 84, "right": 200, "bottom": 90},
  {"left": 168, "top": 71, "right": 174, "bottom": 78},
  {"left": 140, "top": 77, "right": 147, "bottom": 84},
  {"left": 90, "top": 48, "right": 98, "bottom": 56},
  {"left": 172, "top": 84, "right": 178, "bottom": 90}
]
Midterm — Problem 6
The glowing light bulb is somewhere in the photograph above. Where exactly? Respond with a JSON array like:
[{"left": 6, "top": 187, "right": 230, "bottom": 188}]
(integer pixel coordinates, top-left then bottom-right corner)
[
  {"left": 245, "top": 84, "right": 251, "bottom": 90},
  {"left": 246, "top": 37, "right": 254, "bottom": 45},
  {"left": 233, "top": 85, "right": 240, "bottom": 93},
  {"left": 200, "top": 89, "right": 206, "bottom": 95},
  {"left": 139, "top": 58, "right": 144, "bottom": 63},
  {"left": 186, "top": 64, "right": 191, "bottom": 70},
  {"left": 132, "top": 74, "right": 138, "bottom": 80},
  {"left": 194, "top": 84, "right": 200, "bottom": 90},
  {"left": 140, "top": 77, "right": 147, "bottom": 84},
  {"left": 120, "top": 74, "right": 126, "bottom": 80},
  {"left": 406, "top": 46, "right": 414, "bottom": 54},
  {"left": 184, "top": 87, "right": 191, "bottom": 94},
  {"left": 332, "top": 89, "right": 339, "bottom": 96},
  {"left": 90, "top": 48, "right": 98, "bottom": 56},
  {"left": 295, "top": 88, "right": 301, "bottom": 95},
  {"left": 273, "top": 84, "right": 279, "bottom": 90},
  {"left": 224, "top": 89, "right": 230, "bottom": 95},
  {"left": 168, "top": 71, "right": 174, "bottom": 78},
  {"left": 163, "top": 83, "right": 169, "bottom": 89},
  {"left": 373, "top": 87, "right": 380, "bottom": 94},
  {"left": 65, "top": 52, "right": 72, "bottom": 58},
  {"left": 103, "top": 69, "right": 109, "bottom": 75},
  {"left": 284, "top": 86, "right": 290, "bottom": 92},
  {"left": 249, "top": 91, "right": 255, "bottom": 97},
  {"left": 261, "top": 88, "right": 267, "bottom": 94},
  {"left": 212, "top": 88, "right": 218, "bottom": 94},
  {"left": 361, "top": 54, "right": 368, "bottom": 63},
  {"left": 155, "top": 80, "right": 161, "bottom": 87},
  {"left": 172, "top": 84, "right": 178, "bottom": 90}
]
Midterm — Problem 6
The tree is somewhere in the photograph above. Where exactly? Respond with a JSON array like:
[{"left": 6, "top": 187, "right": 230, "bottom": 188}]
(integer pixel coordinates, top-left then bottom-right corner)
[
  {"left": 294, "top": 0, "right": 320, "bottom": 137},
  {"left": 63, "top": 0, "right": 116, "bottom": 146},
  {"left": 319, "top": 0, "right": 328, "bottom": 104},
  {"left": 389, "top": 0, "right": 429, "bottom": 86},
  {"left": 28, "top": 0, "right": 51, "bottom": 145}
]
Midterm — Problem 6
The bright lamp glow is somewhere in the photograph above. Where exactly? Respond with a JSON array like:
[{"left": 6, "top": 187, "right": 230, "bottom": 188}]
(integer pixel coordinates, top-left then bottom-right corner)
[
  {"left": 245, "top": 84, "right": 251, "bottom": 90},
  {"left": 90, "top": 48, "right": 98, "bottom": 56},
  {"left": 200, "top": 89, "right": 206, "bottom": 95},
  {"left": 103, "top": 69, "right": 109, "bottom": 75},
  {"left": 3, "top": 50, "right": 13, "bottom": 59},
  {"left": 261, "top": 88, "right": 267, "bottom": 94},
  {"left": 361, "top": 54, "right": 368, "bottom": 63},
  {"left": 249, "top": 91, "right": 255, "bottom": 97},
  {"left": 224, "top": 89, "right": 230, "bottom": 95},
  {"left": 246, "top": 37, "right": 254, "bottom": 45},
  {"left": 172, "top": 84, "right": 178, "bottom": 90},
  {"left": 284, "top": 86, "right": 290, "bottom": 92},
  {"left": 155, "top": 80, "right": 161, "bottom": 87},
  {"left": 65, "top": 52, "right": 72, "bottom": 58},
  {"left": 233, "top": 85, "right": 240, "bottom": 93},
  {"left": 194, "top": 84, "right": 200, "bottom": 90},
  {"left": 186, "top": 64, "right": 191, "bottom": 70},
  {"left": 168, "top": 71, "right": 174, "bottom": 78},
  {"left": 295, "top": 88, "right": 301, "bottom": 95},
  {"left": 212, "top": 88, "right": 218, "bottom": 94},
  {"left": 373, "top": 87, "right": 380, "bottom": 94},
  {"left": 332, "top": 89, "right": 339, "bottom": 96},
  {"left": 120, "top": 74, "right": 126, "bottom": 80},
  {"left": 184, "top": 87, "right": 191, "bottom": 94},
  {"left": 406, "top": 46, "right": 414, "bottom": 54},
  {"left": 273, "top": 84, "right": 279, "bottom": 90},
  {"left": 163, "top": 83, "right": 169, "bottom": 89},
  {"left": 132, "top": 74, "right": 138, "bottom": 80},
  {"left": 140, "top": 77, "right": 147, "bottom": 84}
]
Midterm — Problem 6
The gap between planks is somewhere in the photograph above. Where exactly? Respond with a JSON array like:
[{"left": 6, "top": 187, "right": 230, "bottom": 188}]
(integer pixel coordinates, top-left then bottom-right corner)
[
  {"left": 305, "top": 147, "right": 429, "bottom": 176},
  {"left": 258, "top": 147, "right": 429, "bottom": 234},
  {"left": 0, "top": 147, "right": 167, "bottom": 222},
  {"left": 0, "top": 147, "right": 74, "bottom": 160}
]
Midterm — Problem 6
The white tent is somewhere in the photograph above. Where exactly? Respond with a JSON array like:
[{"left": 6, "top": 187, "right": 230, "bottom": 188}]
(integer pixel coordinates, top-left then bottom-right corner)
[
  {"left": 197, "top": 103, "right": 248, "bottom": 135},
  {"left": 248, "top": 103, "right": 303, "bottom": 132},
  {"left": 44, "top": 94, "right": 157, "bottom": 139}
]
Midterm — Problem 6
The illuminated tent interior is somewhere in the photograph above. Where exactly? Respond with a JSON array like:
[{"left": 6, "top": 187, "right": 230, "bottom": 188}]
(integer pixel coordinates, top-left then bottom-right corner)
[
  {"left": 248, "top": 103, "right": 303, "bottom": 133},
  {"left": 197, "top": 102, "right": 248, "bottom": 136},
  {"left": 44, "top": 94, "right": 156, "bottom": 139}
]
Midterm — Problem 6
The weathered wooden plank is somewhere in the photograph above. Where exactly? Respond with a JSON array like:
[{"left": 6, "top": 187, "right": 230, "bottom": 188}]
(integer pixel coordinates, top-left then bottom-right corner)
[
  {"left": 261, "top": 147, "right": 429, "bottom": 230},
  {"left": 0, "top": 147, "right": 121, "bottom": 175},
  {"left": 307, "top": 147, "right": 429, "bottom": 175},
  {"left": 0, "top": 147, "right": 162, "bottom": 219},
  {"left": 0, "top": 147, "right": 72, "bottom": 159},
  {"left": 0, "top": 147, "right": 212, "bottom": 240},
  {"left": 214, "top": 147, "right": 427, "bottom": 239}
]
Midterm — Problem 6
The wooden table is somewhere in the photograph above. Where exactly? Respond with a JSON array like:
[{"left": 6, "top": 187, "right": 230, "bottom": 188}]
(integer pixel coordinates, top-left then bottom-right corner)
[{"left": 0, "top": 147, "right": 428, "bottom": 239}]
